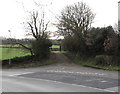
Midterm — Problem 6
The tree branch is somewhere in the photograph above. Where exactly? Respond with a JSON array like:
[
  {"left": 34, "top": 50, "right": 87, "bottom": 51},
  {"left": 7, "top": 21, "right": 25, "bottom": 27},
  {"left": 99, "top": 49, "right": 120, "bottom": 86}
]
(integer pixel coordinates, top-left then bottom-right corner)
[
  {"left": 16, "top": 42, "right": 33, "bottom": 55},
  {"left": 27, "top": 22, "right": 37, "bottom": 39}
]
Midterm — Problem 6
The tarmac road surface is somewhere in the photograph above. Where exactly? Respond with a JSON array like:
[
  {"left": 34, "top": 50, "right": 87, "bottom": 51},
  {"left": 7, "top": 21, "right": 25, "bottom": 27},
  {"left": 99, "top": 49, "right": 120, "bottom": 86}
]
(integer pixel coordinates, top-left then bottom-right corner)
[{"left": 2, "top": 53, "right": 119, "bottom": 92}]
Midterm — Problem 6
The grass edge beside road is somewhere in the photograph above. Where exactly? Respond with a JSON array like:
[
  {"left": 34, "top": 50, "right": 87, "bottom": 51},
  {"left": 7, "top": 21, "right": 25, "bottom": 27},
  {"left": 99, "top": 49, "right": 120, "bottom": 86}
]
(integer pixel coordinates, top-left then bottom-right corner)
[
  {"left": 2, "top": 55, "right": 54, "bottom": 69},
  {"left": 64, "top": 53, "right": 120, "bottom": 71},
  {"left": 75, "top": 60, "right": 120, "bottom": 71}
]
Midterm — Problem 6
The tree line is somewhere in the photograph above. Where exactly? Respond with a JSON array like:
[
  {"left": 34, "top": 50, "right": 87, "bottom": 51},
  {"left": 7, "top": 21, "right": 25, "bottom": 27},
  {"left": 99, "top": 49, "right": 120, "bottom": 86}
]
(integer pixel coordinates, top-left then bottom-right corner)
[{"left": 57, "top": 2, "right": 120, "bottom": 66}]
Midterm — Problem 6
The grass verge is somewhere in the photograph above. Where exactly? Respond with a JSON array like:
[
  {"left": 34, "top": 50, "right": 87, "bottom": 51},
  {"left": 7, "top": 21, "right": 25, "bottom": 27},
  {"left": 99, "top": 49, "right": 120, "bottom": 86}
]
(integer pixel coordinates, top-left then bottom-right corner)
[
  {"left": 64, "top": 53, "right": 120, "bottom": 71},
  {"left": 2, "top": 55, "right": 54, "bottom": 69},
  {"left": 51, "top": 51, "right": 67, "bottom": 53},
  {"left": 50, "top": 45, "right": 60, "bottom": 49},
  {"left": 75, "top": 59, "right": 120, "bottom": 71}
]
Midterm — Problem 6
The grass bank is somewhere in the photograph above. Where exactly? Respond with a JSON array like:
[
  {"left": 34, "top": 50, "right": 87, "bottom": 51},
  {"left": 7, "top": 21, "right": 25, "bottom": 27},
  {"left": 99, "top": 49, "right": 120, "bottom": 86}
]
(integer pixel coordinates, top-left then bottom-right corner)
[
  {"left": 2, "top": 54, "right": 54, "bottom": 69},
  {"left": 64, "top": 53, "right": 120, "bottom": 71},
  {"left": 75, "top": 59, "right": 120, "bottom": 71},
  {"left": 2, "top": 59, "right": 53, "bottom": 69}
]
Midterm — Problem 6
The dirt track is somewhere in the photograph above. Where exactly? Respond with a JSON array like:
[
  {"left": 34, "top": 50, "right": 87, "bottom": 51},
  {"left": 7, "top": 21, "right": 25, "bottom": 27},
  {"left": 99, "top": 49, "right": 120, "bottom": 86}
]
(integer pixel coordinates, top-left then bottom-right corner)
[{"left": 51, "top": 53, "right": 75, "bottom": 66}]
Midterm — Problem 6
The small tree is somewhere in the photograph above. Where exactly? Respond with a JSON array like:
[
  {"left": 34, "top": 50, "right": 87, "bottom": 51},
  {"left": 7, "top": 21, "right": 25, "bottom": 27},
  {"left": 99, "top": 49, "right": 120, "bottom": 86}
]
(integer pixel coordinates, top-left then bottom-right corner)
[
  {"left": 14, "top": 11, "right": 52, "bottom": 59},
  {"left": 26, "top": 11, "right": 52, "bottom": 59}
]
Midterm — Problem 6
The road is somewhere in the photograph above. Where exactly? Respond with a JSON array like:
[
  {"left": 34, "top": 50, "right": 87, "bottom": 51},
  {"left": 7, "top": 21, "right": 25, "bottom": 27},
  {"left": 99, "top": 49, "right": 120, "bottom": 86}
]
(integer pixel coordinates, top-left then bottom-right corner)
[{"left": 2, "top": 53, "right": 119, "bottom": 92}]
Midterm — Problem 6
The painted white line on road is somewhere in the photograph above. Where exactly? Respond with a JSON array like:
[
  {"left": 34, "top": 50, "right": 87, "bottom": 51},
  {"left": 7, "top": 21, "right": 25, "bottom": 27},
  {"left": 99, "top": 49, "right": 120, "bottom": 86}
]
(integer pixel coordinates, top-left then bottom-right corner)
[
  {"left": 15, "top": 75, "right": 115, "bottom": 92},
  {"left": 46, "top": 70, "right": 105, "bottom": 76},
  {"left": 9, "top": 72, "right": 34, "bottom": 76},
  {"left": 100, "top": 81, "right": 108, "bottom": 83}
]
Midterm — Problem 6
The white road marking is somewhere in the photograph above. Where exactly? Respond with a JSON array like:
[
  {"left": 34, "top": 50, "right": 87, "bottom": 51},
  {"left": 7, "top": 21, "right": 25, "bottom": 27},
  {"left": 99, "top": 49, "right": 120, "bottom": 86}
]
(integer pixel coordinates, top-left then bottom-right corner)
[
  {"left": 46, "top": 70, "right": 105, "bottom": 76},
  {"left": 9, "top": 72, "right": 34, "bottom": 76},
  {"left": 100, "top": 81, "right": 108, "bottom": 83},
  {"left": 86, "top": 78, "right": 102, "bottom": 82}
]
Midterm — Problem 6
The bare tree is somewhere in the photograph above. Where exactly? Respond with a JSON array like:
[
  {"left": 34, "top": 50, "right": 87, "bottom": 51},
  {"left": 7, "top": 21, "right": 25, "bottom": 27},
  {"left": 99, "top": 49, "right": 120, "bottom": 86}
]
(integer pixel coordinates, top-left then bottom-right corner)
[
  {"left": 57, "top": 2, "right": 95, "bottom": 38},
  {"left": 27, "top": 11, "right": 49, "bottom": 40},
  {"left": 16, "top": 11, "right": 51, "bottom": 57},
  {"left": 25, "top": 10, "right": 52, "bottom": 58}
]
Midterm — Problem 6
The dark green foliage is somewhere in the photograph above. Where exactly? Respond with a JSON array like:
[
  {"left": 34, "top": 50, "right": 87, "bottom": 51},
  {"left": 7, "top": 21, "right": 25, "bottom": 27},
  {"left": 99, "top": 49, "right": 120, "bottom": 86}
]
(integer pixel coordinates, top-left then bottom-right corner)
[
  {"left": 56, "top": 0, "right": 119, "bottom": 66},
  {"left": 95, "top": 55, "right": 106, "bottom": 65},
  {"left": 95, "top": 55, "right": 120, "bottom": 66},
  {"left": 87, "top": 26, "right": 115, "bottom": 55},
  {"left": 62, "top": 25, "right": 117, "bottom": 58},
  {"left": 62, "top": 25, "right": 120, "bottom": 66},
  {"left": 31, "top": 38, "right": 52, "bottom": 59},
  {"left": 62, "top": 35, "right": 86, "bottom": 54},
  {"left": 116, "top": 35, "right": 120, "bottom": 56}
]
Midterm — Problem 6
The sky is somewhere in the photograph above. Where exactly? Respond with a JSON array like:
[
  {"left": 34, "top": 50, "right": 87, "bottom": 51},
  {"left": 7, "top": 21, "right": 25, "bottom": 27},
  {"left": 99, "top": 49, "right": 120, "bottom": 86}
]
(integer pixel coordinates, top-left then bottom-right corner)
[{"left": 0, "top": 0, "right": 119, "bottom": 39}]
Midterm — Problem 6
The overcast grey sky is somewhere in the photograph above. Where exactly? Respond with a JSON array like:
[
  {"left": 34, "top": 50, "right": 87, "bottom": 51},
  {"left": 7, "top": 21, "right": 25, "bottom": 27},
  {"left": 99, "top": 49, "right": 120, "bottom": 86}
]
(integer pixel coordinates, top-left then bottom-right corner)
[{"left": 0, "top": 0, "right": 118, "bottom": 39}]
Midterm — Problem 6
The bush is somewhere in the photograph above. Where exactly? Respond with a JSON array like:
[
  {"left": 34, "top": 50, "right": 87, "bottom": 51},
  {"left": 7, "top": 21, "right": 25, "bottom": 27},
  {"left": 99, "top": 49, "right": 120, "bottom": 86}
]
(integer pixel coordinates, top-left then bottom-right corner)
[
  {"left": 95, "top": 55, "right": 120, "bottom": 66},
  {"left": 105, "top": 56, "right": 120, "bottom": 66},
  {"left": 62, "top": 35, "right": 86, "bottom": 54},
  {"left": 95, "top": 55, "right": 105, "bottom": 65},
  {"left": 31, "top": 38, "right": 52, "bottom": 59}
]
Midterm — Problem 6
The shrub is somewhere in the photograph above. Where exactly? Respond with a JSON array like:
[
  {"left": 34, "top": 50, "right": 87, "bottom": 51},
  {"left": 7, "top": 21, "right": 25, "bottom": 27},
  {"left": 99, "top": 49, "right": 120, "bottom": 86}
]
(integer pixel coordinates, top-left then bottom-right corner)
[
  {"left": 31, "top": 38, "right": 52, "bottom": 59},
  {"left": 62, "top": 35, "right": 86, "bottom": 54},
  {"left": 95, "top": 55, "right": 105, "bottom": 65},
  {"left": 95, "top": 55, "right": 120, "bottom": 66},
  {"left": 104, "top": 56, "right": 120, "bottom": 66}
]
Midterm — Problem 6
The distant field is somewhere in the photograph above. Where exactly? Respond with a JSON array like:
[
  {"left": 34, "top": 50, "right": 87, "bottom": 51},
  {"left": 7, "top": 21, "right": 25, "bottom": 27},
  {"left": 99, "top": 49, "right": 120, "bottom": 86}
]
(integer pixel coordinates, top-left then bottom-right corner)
[
  {"left": 0, "top": 44, "right": 29, "bottom": 48},
  {"left": 50, "top": 45, "right": 60, "bottom": 49},
  {"left": 1, "top": 48, "right": 30, "bottom": 60},
  {"left": 0, "top": 44, "right": 60, "bottom": 60},
  {"left": 0, "top": 44, "right": 59, "bottom": 48}
]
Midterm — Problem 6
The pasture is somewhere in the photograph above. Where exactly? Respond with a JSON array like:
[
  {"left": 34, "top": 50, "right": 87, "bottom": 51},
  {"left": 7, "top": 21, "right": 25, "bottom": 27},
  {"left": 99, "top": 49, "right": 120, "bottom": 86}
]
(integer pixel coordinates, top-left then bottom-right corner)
[
  {"left": 1, "top": 45, "right": 60, "bottom": 60},
  {"left": 50, "top": 45, "right": 60, "bottom": 49},
  {"left": 1, "top": 48, "right": 30, "bottom": 60}
]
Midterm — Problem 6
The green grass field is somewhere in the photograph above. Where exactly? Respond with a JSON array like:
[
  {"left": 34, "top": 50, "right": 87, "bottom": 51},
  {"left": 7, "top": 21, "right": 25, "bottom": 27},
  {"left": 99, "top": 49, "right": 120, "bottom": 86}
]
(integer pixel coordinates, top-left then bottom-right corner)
[
  {"left": 50, "top": 45, "right": 60, "bottom": 49},
  {"left": 0, "top": 44, "right": 60, "bottom": 60},
  {"left": 1, "top": 48, "right": 31, "bottom": 60},
  {"left": 0, "top": 44, "right": 60, "bottom": 48},
  {"left": 0, "top": 44, "right": 30, "bottom": 48}
]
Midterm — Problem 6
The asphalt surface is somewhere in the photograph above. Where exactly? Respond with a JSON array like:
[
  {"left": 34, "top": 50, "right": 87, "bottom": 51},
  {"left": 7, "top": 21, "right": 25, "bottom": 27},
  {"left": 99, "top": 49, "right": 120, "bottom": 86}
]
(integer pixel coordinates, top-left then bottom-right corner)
[
  {"left": 2, "top": 74, "right": 110, "bottom": 92},
  {"left": 19, "top": 71, "right": 118, "bottom": 89},
  {"left": 2, "top": 53, "right": 120, "bottom": 92}
]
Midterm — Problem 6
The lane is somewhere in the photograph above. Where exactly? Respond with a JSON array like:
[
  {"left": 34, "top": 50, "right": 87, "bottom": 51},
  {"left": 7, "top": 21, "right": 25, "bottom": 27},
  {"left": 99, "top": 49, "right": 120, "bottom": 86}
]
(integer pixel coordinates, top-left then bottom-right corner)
[
  {"left": 18, "top": 71, "right": 119, "bottom": 90},
  {"left": 2, "top": 75, "right": 110, "bottom": 92},
  {"left": 2, "top": 52, "right": 118, "bottom": 79},
  {"left": 2, "top": 68, "right": 119, "bottom": 92},
  {"left": 2, "top": 53, "right": 119, "bottom": 92}
]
